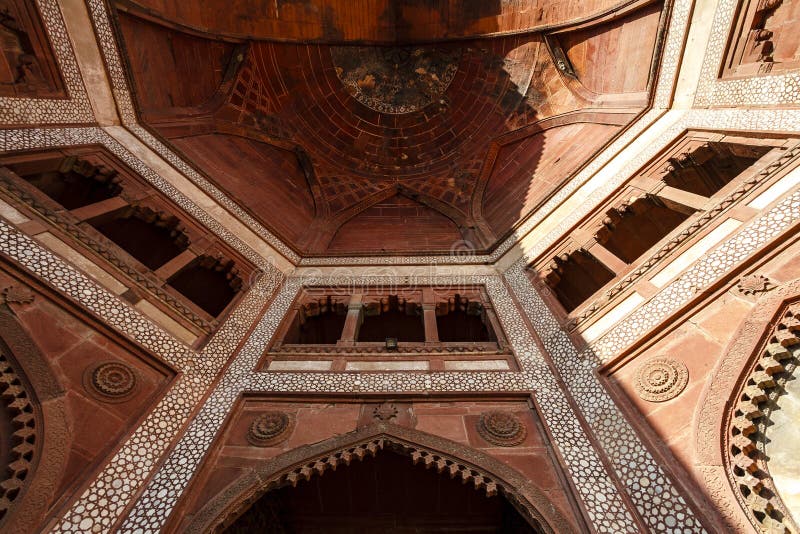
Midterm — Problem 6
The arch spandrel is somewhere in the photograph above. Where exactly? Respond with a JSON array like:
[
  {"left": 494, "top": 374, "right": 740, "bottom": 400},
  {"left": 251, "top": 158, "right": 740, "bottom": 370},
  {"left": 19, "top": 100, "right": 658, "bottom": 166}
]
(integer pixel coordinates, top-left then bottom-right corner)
[
  {"left": 695, "top": 278, "right": 800, "bottom": 533},
  {"left": 183, "top": 422, "right": 578, "bottom": 534}
]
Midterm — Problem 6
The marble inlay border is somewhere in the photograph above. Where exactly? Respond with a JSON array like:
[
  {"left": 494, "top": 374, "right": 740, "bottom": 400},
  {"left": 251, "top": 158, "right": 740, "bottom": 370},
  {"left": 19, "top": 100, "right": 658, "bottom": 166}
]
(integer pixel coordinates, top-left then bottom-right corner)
[
  {"left": 0, "top": 127, "right": 271, "bottom": 271},
  {"left": 0, "top": 0, "right": 93, "bottom": 126},
  {"left": 118, "top": 274, "right": 651, "bottom": 534},
  {"left": 81, "top": 0, "right": 694, "bottom": 267},
  {"left": 0, "top": 212, "right": 283, "bottom": 533},
  {"left": 695, "top": 0, "right": 800, "bottom": 107},
  {"left": 505, "top": 262, "right": 704, "bottom": 533}
]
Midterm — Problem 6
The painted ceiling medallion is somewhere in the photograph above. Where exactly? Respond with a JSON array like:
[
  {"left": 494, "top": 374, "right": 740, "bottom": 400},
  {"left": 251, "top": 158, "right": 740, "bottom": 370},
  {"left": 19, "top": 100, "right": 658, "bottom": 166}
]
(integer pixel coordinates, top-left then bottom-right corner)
[
  {"left": 477, "top": 411, "right": 527, "bottom": 447},
  {"left": 247, "top": 412, "right": 292, "bottom": 447},
  {"left": 331, "top": 45, "right": 460, "bottom": 114},
  {"left": 634, "top": 357, "right": 689, "bottom": 402}
]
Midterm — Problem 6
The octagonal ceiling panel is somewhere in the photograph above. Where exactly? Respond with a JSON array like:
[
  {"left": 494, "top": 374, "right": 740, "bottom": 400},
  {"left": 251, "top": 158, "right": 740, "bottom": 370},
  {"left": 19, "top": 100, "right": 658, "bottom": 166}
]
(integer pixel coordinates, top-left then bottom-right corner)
[{"left": 113, "top": 0, "right": 664, "bottom": 256}]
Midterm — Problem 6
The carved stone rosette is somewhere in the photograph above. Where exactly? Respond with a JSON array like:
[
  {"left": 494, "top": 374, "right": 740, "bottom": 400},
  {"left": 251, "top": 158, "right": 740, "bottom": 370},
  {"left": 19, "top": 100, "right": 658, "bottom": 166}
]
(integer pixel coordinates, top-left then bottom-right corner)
[
  {"left": 372, "top": 403, "right": 398, "bottom": 421},
  {"left": 736, "top": 274, "right": 777, "bottom": 297},
  {"left": 634, "top": 357, "right": 689, "bottom": 402},
  {"left": 247, "top": 412, "right": 293, "bottom": 447},
  {"left": 0, "top": 286, "right": 35, "bottom": 306},
  {"left": 83, "top": 361, "right": 137, "bottom": 402},
  {"left": 476, "top": 411, "right": 527, "bottom": 447}
]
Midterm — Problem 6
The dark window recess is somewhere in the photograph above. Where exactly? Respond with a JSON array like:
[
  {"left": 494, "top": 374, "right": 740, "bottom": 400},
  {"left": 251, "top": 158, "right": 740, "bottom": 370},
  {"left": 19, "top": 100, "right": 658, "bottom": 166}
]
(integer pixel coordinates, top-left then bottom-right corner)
[
  {"left": 168, "top": 256, "right": 242, "bottom": 317},
  {"left": 283, "top": 297, "right": 347, "bottom": 344},
  {"left": 598, "top": 196, "right": 690, "bottom": 264},
  {"left": 662, "top": 142, "right": 771, "bottom": 197},
  {"left": 357, "top": 295, "right": 424, "bottom": 342},
  {"left": 436, "top": 296, "right": 495, "bottom": 342},
  {"left": 89, "top": 206, "right": 189, "bottom": 270},
  {"left": 224, "top": 450, "right": 540, "bottom": 534},
  {"left": 12, "top": 156, "right": 122, "bottom": 209},
  {"left": 545, "top": 250, "right": 615, "bottom": 313}
]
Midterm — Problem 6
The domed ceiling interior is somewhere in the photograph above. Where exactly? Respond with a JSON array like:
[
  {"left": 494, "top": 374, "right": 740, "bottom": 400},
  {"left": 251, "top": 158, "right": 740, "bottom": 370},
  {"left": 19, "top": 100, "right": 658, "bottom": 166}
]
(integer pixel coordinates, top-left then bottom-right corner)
[{"left": 113, "top": 0, "right": 666, "bottom": 256}]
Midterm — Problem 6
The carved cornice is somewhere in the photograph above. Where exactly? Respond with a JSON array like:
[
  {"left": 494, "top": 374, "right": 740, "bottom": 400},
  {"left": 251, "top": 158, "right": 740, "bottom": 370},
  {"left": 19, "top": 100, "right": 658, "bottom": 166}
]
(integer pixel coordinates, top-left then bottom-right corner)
[
  {"left": 569, "top": 141, "right": 800, "bottom": 328},
  {"left": 270, "top": 344, "right": 507, "bottom": 356},
  {"left": 0, "top": 169, "right": 224, "bottom": 332}
]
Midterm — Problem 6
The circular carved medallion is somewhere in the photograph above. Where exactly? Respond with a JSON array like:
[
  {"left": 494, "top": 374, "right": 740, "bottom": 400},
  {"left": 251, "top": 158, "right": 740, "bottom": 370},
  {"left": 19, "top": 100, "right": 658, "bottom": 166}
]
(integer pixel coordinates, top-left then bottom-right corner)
[
  {"left": 84, "top": 361, "right": 137, "bottom": 401},
  {"left": 634, "top": 357, "right": 688, "bottom": 402},
  {"left": 331, "top": 46, "right": 460, "bottom": 114},
  {"left": 477, "top": 411, "right": 527, "bottom": 447},
  {"left": 247, "top": 412, "right": 292, "bottom": 447}
]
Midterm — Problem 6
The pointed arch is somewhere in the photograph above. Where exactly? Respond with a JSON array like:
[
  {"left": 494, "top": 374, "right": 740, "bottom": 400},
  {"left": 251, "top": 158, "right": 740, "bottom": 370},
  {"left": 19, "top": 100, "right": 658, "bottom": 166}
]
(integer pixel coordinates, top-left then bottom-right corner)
[
  {"left": 0, "top": 294, "right": 70, "bottom": 534},
  {"left": 184, "top": 422, "right": 576, "bottom": 533},
  {"left": 694, "top": 277, "right": 800, "bottom": 532}
]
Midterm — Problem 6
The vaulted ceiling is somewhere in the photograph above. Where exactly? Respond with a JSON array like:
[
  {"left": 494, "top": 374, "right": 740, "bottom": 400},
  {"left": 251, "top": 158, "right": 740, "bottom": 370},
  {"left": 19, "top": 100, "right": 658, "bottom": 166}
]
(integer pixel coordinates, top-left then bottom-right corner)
[{"left": 113, "top": 0, "right": 665, "bottom": 256}]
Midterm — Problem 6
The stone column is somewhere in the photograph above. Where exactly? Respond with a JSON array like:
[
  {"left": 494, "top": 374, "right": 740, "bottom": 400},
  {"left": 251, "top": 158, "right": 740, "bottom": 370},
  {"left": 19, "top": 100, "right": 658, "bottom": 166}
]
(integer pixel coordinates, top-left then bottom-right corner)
[
  {"left": 154, "top": 237, "right": 213, "bottom": 281},
  {"left": 655, "top": 185, "right": 710, "bottom": 213},
  {"left": 338, "top": 293, "right": 363, "bottom": 345},
  {"left": 585, "top": 241, "right": 628, "bottom": 273},
  {"left": 422, "top": 287, "right": 439, "bottom": 343},
  {"left": 68, "top": 196, "right": 128, "bottom": 222},
  {"left": 154, "top": 249, "right": 198, "bottom": 280}
]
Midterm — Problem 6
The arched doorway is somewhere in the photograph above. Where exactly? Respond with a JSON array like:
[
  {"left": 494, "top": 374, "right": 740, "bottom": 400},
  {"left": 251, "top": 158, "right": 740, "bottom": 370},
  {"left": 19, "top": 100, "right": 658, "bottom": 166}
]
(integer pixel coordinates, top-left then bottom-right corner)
[
  {"left": 224, "top": 447, "right": 539, "bottom": 533},
  {"left": 188, "top": 424, "right": 575, "bottom": 534}
]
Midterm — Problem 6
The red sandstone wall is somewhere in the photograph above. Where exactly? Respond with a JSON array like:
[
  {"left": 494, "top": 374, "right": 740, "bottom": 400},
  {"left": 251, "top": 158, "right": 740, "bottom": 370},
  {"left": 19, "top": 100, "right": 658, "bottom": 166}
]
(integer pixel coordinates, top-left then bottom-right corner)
[
  {"left": 604, "top": 233, "right": 800, "bottom": 529},
  {"left": 116, "top": 12, "right": 235, "bottom": 114},
  {"left": 327, "top": 196, "right": 464, "bottom": 253},
  {"left": 172, "top": 134, "right": 316, "bottom": 246},
  {"left": 169, "top": 398, "right": 583, "bottom": 532},
  {"left": 560, "top": 1, "right": 663, "bottom": 95},
  {"left": 482, "top": 122, "right": 621, "bottom": 236},
  {"left": 0, "top": 268, "right": 174, "bottom": 532}
]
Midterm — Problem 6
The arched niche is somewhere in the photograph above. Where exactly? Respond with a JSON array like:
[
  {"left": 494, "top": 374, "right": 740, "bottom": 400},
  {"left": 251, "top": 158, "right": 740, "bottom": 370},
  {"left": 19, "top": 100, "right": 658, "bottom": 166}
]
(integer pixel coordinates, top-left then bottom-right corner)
[
  {"left": 695, "top": 278, "right": 800, "bottom": 533},
  {"left": 0, "top": 288, "right": 70, "bottom": 533},
  {"left": 184, "top": 423, "right": 576, "bottom": 534}
]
